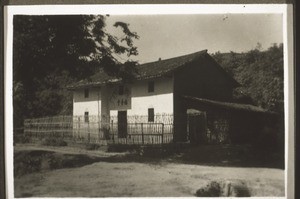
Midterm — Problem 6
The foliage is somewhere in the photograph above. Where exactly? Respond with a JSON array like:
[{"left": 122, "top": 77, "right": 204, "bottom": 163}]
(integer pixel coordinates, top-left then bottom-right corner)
[
  {"left": 84, "top": 143, "right": 101, "bottom": 150},
  {"left": 13, "top": 15, "right": 139, "bottom": 129},
  {"left": 14, "top": 135, "right": 31, "bottom": 145},
  {"left": 101, "top": 127, "right": 111, "bottom": 140},
  {"left": 211, "top": 43, "right": 284, "bottom": 113},
  {"left": 41, "top": 137, "right": 68, "bottom": 146},
  {"left": 14, "top": 150, "right": 100, "bottom": 177},
  {"left": 195, "top": 181, "right": 222, "bottom": 197},
  {"left": 14, "top": 151, "right": 42, "bottom": 177},
  {"left": 195, "top": 180, "right": 251, "bottom": 197}
]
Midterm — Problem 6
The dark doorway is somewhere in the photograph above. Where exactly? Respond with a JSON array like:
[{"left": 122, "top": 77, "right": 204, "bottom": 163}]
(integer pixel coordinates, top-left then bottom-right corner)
[
  {"left": 118, "top": 111, "right": 127, "bottom": 138},
  {"left": 188, "top": 112, "right": 207, "bottom": 144}
]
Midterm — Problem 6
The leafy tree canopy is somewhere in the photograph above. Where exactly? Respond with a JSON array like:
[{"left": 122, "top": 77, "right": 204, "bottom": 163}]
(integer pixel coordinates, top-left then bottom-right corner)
[
  {"left": 13, "top": 15, "right": 139, "bottom": 128},
  {"left": 211, "top": 43, "right": 284, "bottom": 113}
]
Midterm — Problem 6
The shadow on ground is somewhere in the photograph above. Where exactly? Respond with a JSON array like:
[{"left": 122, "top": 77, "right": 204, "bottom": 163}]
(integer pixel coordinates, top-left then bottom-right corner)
[
  {"left": 106, "top": 143, "right": 284, "bottom": 169},
  {"left": 170, "top": 144, "right": 284, "bottom": 169},
  {"left": 14, "top": 143, "right": 284, "bottom": 178},
  {"left": 14, "top": 150, "right": 103, "bottom": 177}
]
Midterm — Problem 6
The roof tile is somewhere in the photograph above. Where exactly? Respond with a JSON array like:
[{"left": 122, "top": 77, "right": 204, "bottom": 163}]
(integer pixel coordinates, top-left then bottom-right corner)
[{"left": 67, "top": 49, "right": 238, "bottom": 89}]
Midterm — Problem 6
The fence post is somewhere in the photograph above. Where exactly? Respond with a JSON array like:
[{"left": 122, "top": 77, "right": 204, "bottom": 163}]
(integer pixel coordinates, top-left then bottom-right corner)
[
  {"left": 111, "top": 120, "right": 115, "bottom": 144},
  {"left": 88, "top": 120, "right": 90, "bottom": 143},
  {"left": 78, "top": 117, "right": 80, "bottom": 139},
  {"left": 161, "top": 123, "right": 164, "bottom": 145},
  {"left": 98, "top": 115, "right": 101, "bottom": 141},
  {"left": 141, "top": 123, "right": 144, "bottom": 145},
  {"left": 35, "top": 124, "right": 38, "bottom": 138},
  {"left": 125, "top": 124, "right": 128, "bottom": 144}
]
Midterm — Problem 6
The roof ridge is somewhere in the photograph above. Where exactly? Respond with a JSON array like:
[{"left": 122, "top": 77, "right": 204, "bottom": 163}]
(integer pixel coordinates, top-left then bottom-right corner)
[
  {"left": 67, "top": 49, "right": 241, "bottom": 90},
  {"left": 137, "top": 49, "right": 208, "bottom": 66}
]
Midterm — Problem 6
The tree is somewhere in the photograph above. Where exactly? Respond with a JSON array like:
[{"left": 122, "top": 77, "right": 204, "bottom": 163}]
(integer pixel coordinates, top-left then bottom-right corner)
[
  {"left": 13, "top": 15, "right": 139, "bottom": 128},
  {"left": 211, "top": 43, "right": 284, "bottom": 113}
]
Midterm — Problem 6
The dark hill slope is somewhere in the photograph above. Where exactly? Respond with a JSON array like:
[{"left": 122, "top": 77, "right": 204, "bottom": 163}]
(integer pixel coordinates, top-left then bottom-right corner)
[{"left": 211, "top": 43, "right": 283, "bottom": 113}]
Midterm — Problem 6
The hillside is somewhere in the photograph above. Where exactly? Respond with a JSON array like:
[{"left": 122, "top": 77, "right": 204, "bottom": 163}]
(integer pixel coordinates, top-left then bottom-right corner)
[{"left": 211, "top": 43, "right": 284, "bottom": 113}]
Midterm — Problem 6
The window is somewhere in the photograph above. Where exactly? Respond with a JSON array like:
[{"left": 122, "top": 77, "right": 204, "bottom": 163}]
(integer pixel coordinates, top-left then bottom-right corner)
[
  {"left": 84, "top": 112, "right": 89, "bottom": 123},
  {"left": 84, "top": 88, "right": 89, "bottom": 98},
  {"left": 118, "top": 85, "right": 124, "bottom": 95},
  {"left": 148, "top": 108, "right": 154, "bottom": 122},
  {"left": 148, "top": 81, "right": 154, "bottom": 93}
]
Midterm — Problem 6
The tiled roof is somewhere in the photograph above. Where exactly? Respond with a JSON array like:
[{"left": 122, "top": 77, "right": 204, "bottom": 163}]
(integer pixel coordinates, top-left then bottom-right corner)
[
  {"left": 68, "top": 49, "right": 239, "bottom": 89},
  {"left": 183, "top": 96, "right": 276, "bottom": 114},
  {"left": 135, "top": 50, "right": 208, "bottom": 79},
  {"left": 69, "top": 69, "right": 122, "bottom": 89}
]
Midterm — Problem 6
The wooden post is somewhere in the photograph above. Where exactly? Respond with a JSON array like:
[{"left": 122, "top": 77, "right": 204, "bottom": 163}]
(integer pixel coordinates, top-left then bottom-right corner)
[
  {"left": 161, "top": 123, "right": 164, "bottom": 145},
  {"left": 141, "top": 123, "right": 144, "bottom": 145},
  {"left": 78, "top": 117, "right": 80, "bottom": 139},
  {"left": 97, "top": 89, "right": 101, "bottom": 140},
  {"left": 111, "top": 120, "right": 115, "bottom": 144},
  {"left": 37, "top": 122, "right": 39, "bottom": 138},
  {"left": 88, "top": 120, "right": 90, "bottom": 143},
  {"left": 98, "top": 116, "right": 101, "bottom": 141}
]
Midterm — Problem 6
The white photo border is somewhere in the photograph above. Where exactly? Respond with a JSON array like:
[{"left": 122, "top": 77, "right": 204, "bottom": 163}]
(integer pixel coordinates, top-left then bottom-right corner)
[{"left": 4, "top": 4, "right": 294, "bottom": 199}]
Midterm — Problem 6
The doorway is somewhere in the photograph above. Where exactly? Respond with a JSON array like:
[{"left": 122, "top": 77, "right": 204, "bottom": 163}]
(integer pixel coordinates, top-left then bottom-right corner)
[
  {"left": 118, "top": 111, "right": 127, "bottom": 138},
  {"left": 188, "top": 111, "right": 207, "bottom": 144}
]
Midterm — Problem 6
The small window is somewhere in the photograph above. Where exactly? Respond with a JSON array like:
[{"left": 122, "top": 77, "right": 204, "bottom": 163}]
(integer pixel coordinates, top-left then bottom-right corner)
[
  {"left": 84, "top": 88, "right": 89, "bottom": 98},
  {"left": 118, "top": 85, "right": 124, "bottom": 95},
  {"left": 148, "top": 81, "right": 154, "bottom": 93},
  {"left": 84, "top": 112, "right": 89, "bottom": 123},
  {"left": 148, "top": 108, "right": 154, "bottom": 122}
]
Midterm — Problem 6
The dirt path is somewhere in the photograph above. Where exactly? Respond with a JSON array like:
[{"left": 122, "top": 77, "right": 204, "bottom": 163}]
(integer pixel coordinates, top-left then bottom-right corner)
[{"left": 14, "top": 146, "right": 285, "bottom": 197}]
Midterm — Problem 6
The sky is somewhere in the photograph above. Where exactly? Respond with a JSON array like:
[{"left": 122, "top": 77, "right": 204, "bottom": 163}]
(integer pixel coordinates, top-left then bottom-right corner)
[{"left": 105, "top": 14, "right": 283, "bottom": 64}]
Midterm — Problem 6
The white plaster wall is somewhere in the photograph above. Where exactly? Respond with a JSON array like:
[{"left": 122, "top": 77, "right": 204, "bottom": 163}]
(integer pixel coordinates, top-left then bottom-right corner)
[
  {"left": 73, "top": 87, "right": 101, "bottom": 116},
  {"left": 73, "top": 77, "right": 174, "bottom": 120},
  {"left": 129, "top": 93, "right": 173, "bottom": 116},
  {"left": 110, "top": 77, "right": 174, "bottom": 117}
]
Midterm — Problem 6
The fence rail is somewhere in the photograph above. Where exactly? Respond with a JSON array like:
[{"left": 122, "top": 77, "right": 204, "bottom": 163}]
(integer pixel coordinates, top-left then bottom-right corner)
[
  {"left": 109, "top": 122, "right": 173, "bottom": 145},
  {"left": 24, "top": 115, "right": 174, "bottom": 145}
]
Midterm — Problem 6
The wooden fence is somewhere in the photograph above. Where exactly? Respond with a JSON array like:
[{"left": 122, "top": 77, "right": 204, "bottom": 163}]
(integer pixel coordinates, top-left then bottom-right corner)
[
  {"left": 109, "top": 123, "right": 173, "bottom": 145},
  {"left": 24, "top": 115, "right": 174, "bottom": 145}
]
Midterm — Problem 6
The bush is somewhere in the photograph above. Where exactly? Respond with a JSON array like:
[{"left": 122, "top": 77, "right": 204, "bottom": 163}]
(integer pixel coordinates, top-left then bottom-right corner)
[
  {"left": 196, "top": 181, "right": 251, "bottom": 197},
  {"left": 14, "top": 150, "right": 47, "bottom": 177},
  {"left": 102, "top": 128, "right": 110, "bottom": 140},
  {"left": 41, "top": 137, "right": 67, "bottom": 146},
  {"left": 107, "top": 144, "right": 140, "bottom": 152},
  {"left": 14, "top": 150, "right": 101, "bottom": 177},
  {"left": 196, "top": 181, "right": 222, "bottom": 197},
  {"left": 14, "top": 135, "right": 31, "bottom": 145},
  {"left": 84, "top": 143, "right": 101, "bottom": 150}
]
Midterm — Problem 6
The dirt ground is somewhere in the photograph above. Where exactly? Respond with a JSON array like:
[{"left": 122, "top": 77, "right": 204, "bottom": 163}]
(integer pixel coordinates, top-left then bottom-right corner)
[{"left": 14, "top": 144, "right": 285, "bottom": 197}]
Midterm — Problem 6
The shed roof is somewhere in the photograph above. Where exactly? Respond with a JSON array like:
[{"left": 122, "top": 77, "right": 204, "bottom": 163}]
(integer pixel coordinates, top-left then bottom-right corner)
[
  {"left": 183, "top": 96, "right": 276, "bottom": 114},
  {"left": 68, "top": 49, "right": 239, "bottom": 89}
]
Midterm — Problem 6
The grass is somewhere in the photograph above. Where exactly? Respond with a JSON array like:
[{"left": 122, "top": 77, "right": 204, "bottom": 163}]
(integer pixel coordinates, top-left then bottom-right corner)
[
  {"left": 14, "top": 150, "right": 102, "bottom": 177},
  {"left": 41, "top": 137, "right": 67, "bottom": 147}
]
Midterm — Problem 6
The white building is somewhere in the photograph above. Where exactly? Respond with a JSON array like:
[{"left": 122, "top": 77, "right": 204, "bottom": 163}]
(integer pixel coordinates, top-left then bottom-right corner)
[{"left": 68, "top": 50, "right": 239, "bottom": 142}]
